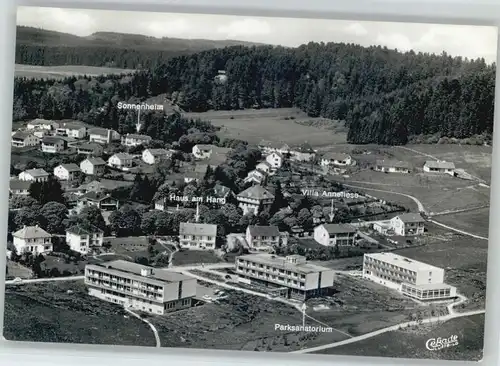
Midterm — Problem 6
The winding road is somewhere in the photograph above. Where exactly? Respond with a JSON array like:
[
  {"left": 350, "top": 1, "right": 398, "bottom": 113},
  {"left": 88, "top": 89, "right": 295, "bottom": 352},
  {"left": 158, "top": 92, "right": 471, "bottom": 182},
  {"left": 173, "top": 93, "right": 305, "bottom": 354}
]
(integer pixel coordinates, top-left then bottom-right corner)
[{"left": 125, "top": 308, "right": 161, "bottom": 348}]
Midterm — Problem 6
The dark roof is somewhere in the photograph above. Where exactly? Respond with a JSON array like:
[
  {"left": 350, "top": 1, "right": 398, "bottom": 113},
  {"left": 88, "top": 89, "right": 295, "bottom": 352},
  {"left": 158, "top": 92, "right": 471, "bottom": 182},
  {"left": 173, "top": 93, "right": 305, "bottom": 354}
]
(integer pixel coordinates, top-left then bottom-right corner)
[
  {"left": 13, "top": 225, "right": 51, "bottom": 239},
  {"left": 248, "top": 225, "right": 280, "bottom": 237},
  {"left": 23, "top": 168, "right": 49, "bottom": 177},
  {"left": 96, "top": 260, "right": 192, "bottom": 283},
  {"left": 194, "top": 144, "right": 214, "bottom": 151},
  {"left": 424, "top": 160, "right": 455, "bottom": 169},
  {"left": 42, "top": 136, "right": 64, "bottom": 144},
  {"left": 60, "top": 121, "right": 86, "bottom": 130},
  {"left": 58, "top": 163, "right": 80, "bottom": 172},
  {"left": 12, "top": 131, "right": 34, "bottom": 140},
  {"left": 9, "top": 179, "right": 31, "bottom": 190},
  {"left": 146, "top": 148, "right": 170, "bottom": 156},
  {"left": 81, "top": 191, "right": 114, "bottom": 202},
  {"left": 323, "top": 152, "right": 351, "bottom": 161},
  {"left": 397, "top": 213, "right": 425, "bottom": 223},
  {"left": 376, "top": 159, "right": 410, "bottom": 169},
  {"left": 112, "top": 153, "right": 133, "bottom": 160},
  {"left": 237, "top": 185, "right": 274, "bottom": 200},
  {"left": 78, "top": 143, "right": 103, "bottom": 151},
  {"left": 294, "top": 143, "right": 315, "bottom": 154},
  {"left": 179, "top": 222, "right": 217, "bottom": 236},
  {"left": 88, "top": 127, "right": 109, "bottom": 136},
  {"left": 67, "top": 224, "right": 103, "bottom": 235},
  {"left": 213, "top": 184, "right": 232, "bottom": 197},
  {"left": 320, "top": 223, "right": 357, "bottom": 235},
  {"left": 83, "top": 157, "right": 106, "bottom": 166},
  {"left": 126, "top": 134, "right": 151, "bottom": 141}
]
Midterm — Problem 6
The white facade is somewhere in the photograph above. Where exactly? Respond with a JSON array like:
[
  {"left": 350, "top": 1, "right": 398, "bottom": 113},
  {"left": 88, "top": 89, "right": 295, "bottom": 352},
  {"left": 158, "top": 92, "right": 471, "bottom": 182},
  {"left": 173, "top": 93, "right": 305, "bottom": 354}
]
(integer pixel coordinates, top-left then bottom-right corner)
[
  {"left": 18, "top": 169, "right": 50, "bottom": 182},
  {"left": 255, "top": 162, "right": 272, "bottom": 174},
  {"left": 265, "top": 152, "right": 283, "bottom": 169},
  {"left": 363, "top": 252, "right": 457, "bottom": 301},
  {"left": 108, "top": 154, "right": 133, "bottom": 169},
  {"left": 27, "top": 119, "right": 58, "bottom": 131},
  {"left": 192, "top": 145, "right": 213, "bottom": 159},
  {"left": 243, "top": 169, "right": 267, "bottom": 185},
  {"left": 245, "top": 225, "right": 281, "bottom": 251},
  {"left": 12, "top": 225, "right": 52, "bottom": 255},
  {"left": 11, "top": 132, "right": 39, "bottom": 148},
  {"left": 235, "top": 254, "right": 335, "bottom": 300},
  {"left": 320, "top": 153, "right": 352, "bottom": 167},
  {"left": 122, "top": 134, "right": 152, "bottom": 147},
  {"left": 53, "top": 164, "right": 81, "bottom": 181},
  {"left": 88, "top": 129, "right": 120, "bottom": 144},
  {"left": 179, "top": 222, "right": 217, "bottom": 250},
  {"left": 66, "top": 226, "right": 104, "bottom": 255},
  {"left": 85, "top": 260, "right": 196, "bottom": 315},
  {"left": 390, "top": 214, "right": 425, "bottom": 236},
  {"left": 313, "top": 224, "right": 357, "bottom": 246},
  {"left": 423, "top": 161, "right": 455, "bottom": 176},
  {"left": 42, "top": 138, "right": 65, "bottom": 153},
  {"left": 80, "top": 158, "right": 106, "bottom": 176},
  {"left": 237, "top": 186, "right": 274, "bottom": 215},
  {"left": 142, "top": 149, "right": 171, "bottom": 165}
]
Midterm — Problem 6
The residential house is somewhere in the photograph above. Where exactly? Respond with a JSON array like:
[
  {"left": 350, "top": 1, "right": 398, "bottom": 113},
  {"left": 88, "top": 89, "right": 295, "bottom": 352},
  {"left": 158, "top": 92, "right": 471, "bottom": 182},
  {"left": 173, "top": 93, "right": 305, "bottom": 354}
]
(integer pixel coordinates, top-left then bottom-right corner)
[
  {"left": 108, "top": 153, "right": 134, "bottom": 169},
  {"left": 12, "top": 225, "right": 52, "bottom": 255},
  {"left": 88, "top": 128, "right": 120, "bottom": 144},
  {"left": 192, "top": 144, "right": 214, "bottom": 159},
  {"left": 363, "top": 252, "right": 457, "bottom": 301},
  {"left": 77, "top": 143, "right": 104, "bottom": 157},
  {"left": 290, "top": 143, "right": 316, "bottom": 162},
  {"left": 77, "top": 191, "right": 119, "bottom": 211},
  {"left": 243, "top": 169, "right": 267, "bottom": 185},
  {"left": 33, "top": 129, "right": 50, "bottom": 139},
  {"left": 375, "top": 160, "right": 411, "bottom": 174},
  {"left": 179, "top": 222, "right": 217, "bottom": 250},
  {"left": 11, "top": 131, "right": 40, "bottom": 148},
  {"left": 212, "top": 184, "right": 234, "bottom": 200},
  {"left": 265, "top": 152, "right": 284, "bottom": 169},
  {"left": 255, "top": 161, "right": 273, "bottom": 175},
  {"left": 77, "top": 180, "right": 111, "bottom": 195},
  {"left": 85, "top": 260, "right": 196, "bottom": 314},
  {"left": 245, "top": 225, "right": 283, "bottom": 251},
  {"left": 184, "top": 172, "right": 203, "bottom": 184},
  {"left": 314, "top": 224, "right": 357, "bottom": 246},
  {"left": 9, "top": 179, "right": 31, "bottom": 196},
  {"left": 258, "top": 141, "right": 290, "bottom": 155},
  {"left": 66, "top": 224, "right": 104, "bottom": 255},
  {"left": 53, "top": 163, "right": 81, "bottom": 181},
  {"left": 320, "top": 153, "right": 352, "bottom": 167},
  {"left": 18, "top": 168, "right": 50, "bottom": 182},
  {"left": 142, "top": 148, "right": 172, "bottom": 165},
  {"left": 423, "top": 160, "right": 456, "bottom": 176},
  {"left": 27, "top": 119, "right": 59, "bottom": 131},
  {"left": 41, "top": 136, "right": 67, "bottom": 153},
  {"left": 237, "top": 185, "right": 275, "bottom": 215},
  {"left": 235, "top": 254, "right": 335, "bottom": 300},
  {"left": 121, "top": 133, "right": 152, "bottom": 147},
  {"left": 390, "top": 213, "right": 425, "bottom": 236},
  {"left": 80, "top": 158, "right": 106, "bottom": 176},
  {"left": 56, "top": 121, "right": 87, "bottom": 139}
]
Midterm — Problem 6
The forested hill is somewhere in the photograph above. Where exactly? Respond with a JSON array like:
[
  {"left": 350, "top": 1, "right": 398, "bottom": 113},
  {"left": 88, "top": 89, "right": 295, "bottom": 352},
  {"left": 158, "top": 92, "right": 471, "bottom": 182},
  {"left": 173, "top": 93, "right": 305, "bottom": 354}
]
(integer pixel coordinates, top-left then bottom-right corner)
[
  {"left": 15, "top": 26, "right": 262, "bottom": 69},
  {"left": 14, "top": 41, "right": 496, "bottom": 145}
]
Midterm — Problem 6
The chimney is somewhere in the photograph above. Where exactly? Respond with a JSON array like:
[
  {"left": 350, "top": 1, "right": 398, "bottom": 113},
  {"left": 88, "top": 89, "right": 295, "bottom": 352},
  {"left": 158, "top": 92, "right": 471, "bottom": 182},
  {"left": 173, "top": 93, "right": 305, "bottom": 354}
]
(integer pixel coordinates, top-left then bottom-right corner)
[{"left": 107, "top": 129, "right": 112, "bottom": 144}]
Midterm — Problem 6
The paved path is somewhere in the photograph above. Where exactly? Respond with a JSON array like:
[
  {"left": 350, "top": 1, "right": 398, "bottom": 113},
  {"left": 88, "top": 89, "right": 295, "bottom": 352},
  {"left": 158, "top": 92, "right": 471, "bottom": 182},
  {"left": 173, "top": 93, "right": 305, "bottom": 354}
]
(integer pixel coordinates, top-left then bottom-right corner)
[
  {"left": 5, "top": 276, "right": 84, "bottom": 285},
  {"left": 157, "top": 239, "right": 178, "bottom": 268},
  {"left": 429, "top": 219, "right": 488, "bottom": 241},
  {"left": 125, "top": 308, "right": 161, "bottom": 348},
  {"left": 431, "top": 205, "right": 489, "bottom": 217}
]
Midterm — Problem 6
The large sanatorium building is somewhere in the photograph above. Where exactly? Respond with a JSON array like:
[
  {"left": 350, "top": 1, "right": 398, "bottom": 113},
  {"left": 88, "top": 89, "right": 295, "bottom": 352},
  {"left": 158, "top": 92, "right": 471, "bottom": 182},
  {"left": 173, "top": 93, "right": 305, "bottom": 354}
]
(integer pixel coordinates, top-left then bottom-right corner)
[
  {"left": 85, "top": 260, "right": 197, "bottom": 314},
  {"left": 363, "top": 252, "right": 456, "bottom": 301},
  {"left": 235, "top": 253, "right": 335, "bottom": 301}
]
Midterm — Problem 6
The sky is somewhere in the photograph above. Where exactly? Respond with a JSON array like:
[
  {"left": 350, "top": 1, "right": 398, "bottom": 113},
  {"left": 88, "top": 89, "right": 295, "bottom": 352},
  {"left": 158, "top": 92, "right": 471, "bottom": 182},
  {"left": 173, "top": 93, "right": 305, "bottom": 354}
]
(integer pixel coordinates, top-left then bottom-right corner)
[{"left": 17, "top": 6, "right": 498, "bottom": 63}]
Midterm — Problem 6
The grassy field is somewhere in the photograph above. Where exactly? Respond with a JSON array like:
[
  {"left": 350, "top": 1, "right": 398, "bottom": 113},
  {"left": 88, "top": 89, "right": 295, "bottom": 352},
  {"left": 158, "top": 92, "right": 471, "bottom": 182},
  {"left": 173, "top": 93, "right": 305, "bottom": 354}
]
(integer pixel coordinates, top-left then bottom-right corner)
[
  {"left": 15, "top": 64, "right": 135, "bottom": 79},
  {"left": 6, "top": 261, "right": 33, "bottom": 279},
  {"left": 171, "top": 249, "right": 223, "bottom": 266},
  {"left": 434, "top": 207, "right": 490, "bottom": 238},
  {"left": 184, "top": 108, "right": 347, "bottom": 147},
  {"left": 3, "top": 281, "right": 155, "bottom": 346},
  {"left": 317, "top": 314, "right": 484, "bottom": 361}
]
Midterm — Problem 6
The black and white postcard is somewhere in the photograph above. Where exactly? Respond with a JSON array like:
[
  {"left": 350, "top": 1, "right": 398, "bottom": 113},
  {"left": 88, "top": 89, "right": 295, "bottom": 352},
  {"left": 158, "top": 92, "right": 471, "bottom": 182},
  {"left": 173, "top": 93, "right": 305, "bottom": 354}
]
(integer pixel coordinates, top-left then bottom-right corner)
[{"left": 2, "top": 5, "right": 497, "bottom": 362}]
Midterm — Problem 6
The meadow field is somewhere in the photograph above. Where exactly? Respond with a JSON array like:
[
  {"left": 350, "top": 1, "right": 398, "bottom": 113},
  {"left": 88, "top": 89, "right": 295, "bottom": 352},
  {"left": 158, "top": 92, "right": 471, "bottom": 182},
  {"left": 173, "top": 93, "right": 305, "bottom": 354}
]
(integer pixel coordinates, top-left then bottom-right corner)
[
  {"left": 15, "top": 64, "right": 136, "bottom": 79},
  {"left": 184, "top": 108, "right": 347, "bottom": 147}
]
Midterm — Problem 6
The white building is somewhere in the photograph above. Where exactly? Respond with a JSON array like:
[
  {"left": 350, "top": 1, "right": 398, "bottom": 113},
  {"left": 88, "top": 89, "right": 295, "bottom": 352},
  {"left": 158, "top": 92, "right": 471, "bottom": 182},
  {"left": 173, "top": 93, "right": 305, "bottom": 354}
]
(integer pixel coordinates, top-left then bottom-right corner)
[
  {"left": 11, "top": 131, "right": 40, "bottom": 148},
  {"left": 56, "top": 122, "right": 87, "bottom": 139},
  {"left": 12, "top": 225, "right": 52, "bottom": 255},
  {"left": 85, "top": 260, "right": 196, "bottom": 315},
  {"left": 255, "top": 162, "right": 273, "bottom": 174},
  {"left": 237, "top": 185, "right": 275, "bottom": 215},
  {"left": 290, "top": 143, "right": 316, "bottom": 162},
  {"left": 179, "top": 222, "right": 217, "bottom": 250},
  {"left": 18, "top": 168, "right": 50, "bottom": 182},
  {"left": 192, "top": 144, "right": 214, "bottom": 159},
  {"left": 235, "top": 254, "right": 335, "bottom": 300},
  {"left": 27, "top": 119, "right": 59, "bottom": 131},
  {"left": 88, "top": 128, "right": 120, "bottom": 144},
  {"left": 121, "top": 133, "right": 152, "bottom": 147},
  {"left": 142, "top": 148, "right": 172, "bottom": 165},
  {"left": 313, "top": 223, "right": 357, "bottom": 246},
  {"left": 390, "top": 213, "right": 425, "bottom": 236},
  {"left": 80, "top": 158, "right": 106, "bottom": 176},
  {"left": 9, "top": 179, "right": 31, "bottom": 196},
  {"left": 108, "top": 153, "right": 134, "bottom": 169},
  {"left": 423, "top": 160, "right": 455, "bottom": 176},
  {"left": 243, "top": 169, "right": 267, "bottom": 185},
  {"left": 265, "top": 152, "right": 284, "bottom": 169},
  {"left": 66, "top": 224, "right": 104, "bottom": 255},
  {"left": 375, "top": 160, "right": 410, "bottom": 173},
  {"left": 363, "top": 252, "right": 457, "bottom": 301},
  {"left": 258, "top": 141, "right": 290, "bottom": 155},
  {"left": 77, "top": 143, "right": 104, "bottom": 157},
  {"left": 320, "top": 153, "right": 352, "bottom": 167},
  {"left": 245, "top": 225, "right": 283, "bottom": 251},
  {"left": 41, "top": 136, "right": 66, "bottom": 153},
  {"left": 53, "top": 163, "right": 81, "bottom": 181}
]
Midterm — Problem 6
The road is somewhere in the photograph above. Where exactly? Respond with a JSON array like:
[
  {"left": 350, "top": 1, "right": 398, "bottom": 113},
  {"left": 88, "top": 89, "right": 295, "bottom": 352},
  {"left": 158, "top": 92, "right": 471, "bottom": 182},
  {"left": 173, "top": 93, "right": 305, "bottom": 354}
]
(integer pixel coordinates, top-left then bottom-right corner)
[
  {"left": 5, "top": 276, "right": 84, "bottom": 285},
  {"left": 125, "top": 308, "right": 161, "bottom": 348},
  {"left": 429, "top": 219, "right": 488, "bottom": 241}
]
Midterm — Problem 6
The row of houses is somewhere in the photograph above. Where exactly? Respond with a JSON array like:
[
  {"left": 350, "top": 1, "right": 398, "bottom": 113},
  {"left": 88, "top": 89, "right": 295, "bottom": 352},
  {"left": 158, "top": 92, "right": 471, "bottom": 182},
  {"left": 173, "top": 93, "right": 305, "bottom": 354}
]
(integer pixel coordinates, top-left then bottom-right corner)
[
  {"left": 244, "top": 152, "right": 284, "bottom": 185},
  {"left": 375, "top": 159, "right": 456, "bottom": 175}
]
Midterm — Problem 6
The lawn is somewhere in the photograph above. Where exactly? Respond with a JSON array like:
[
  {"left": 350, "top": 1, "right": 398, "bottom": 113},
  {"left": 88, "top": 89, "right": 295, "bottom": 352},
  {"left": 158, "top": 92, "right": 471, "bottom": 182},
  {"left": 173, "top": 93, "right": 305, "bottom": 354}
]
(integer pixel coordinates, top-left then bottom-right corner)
[
  {"left": 5, "top": 261, "right": 33, "bottom": 279},
  {"left": 317, "top": 314, "right": 484, "bottom": 361},
  {"left": 15, "top": 64, "right": 135, "bottom": 80},
  {"left": 3, "top": 281, "right": 156, "bottom": 346},
  {"left": 184, "top": 108, "right": 347, "bottom": 147},
  {"left": 433, "top": 207, "right": 490, "bottom": 238},
  {"left": 171, "top": 249, "right": 223, "bottom": 266}
]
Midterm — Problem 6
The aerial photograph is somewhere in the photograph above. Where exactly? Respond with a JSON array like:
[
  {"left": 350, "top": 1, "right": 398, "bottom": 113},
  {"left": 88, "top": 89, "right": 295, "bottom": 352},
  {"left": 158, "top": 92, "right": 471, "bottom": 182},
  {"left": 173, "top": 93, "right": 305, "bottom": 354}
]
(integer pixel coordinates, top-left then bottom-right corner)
[{"left": 2, "top": 5, "right": 497, "bottom": 362}]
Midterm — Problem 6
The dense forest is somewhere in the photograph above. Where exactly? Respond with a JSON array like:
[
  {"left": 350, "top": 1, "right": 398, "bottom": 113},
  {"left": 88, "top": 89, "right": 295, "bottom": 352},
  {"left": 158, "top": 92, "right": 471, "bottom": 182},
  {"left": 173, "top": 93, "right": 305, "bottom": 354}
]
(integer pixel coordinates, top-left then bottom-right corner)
[{"left": 14, "top": 28, "right": 496, "bottom": 145}]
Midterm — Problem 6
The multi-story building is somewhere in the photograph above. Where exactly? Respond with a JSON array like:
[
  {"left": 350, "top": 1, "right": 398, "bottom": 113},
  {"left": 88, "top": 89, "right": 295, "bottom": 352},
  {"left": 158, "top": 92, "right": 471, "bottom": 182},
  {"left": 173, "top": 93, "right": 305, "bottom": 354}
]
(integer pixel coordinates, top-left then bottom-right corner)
[
  {"left": 88, "top": 128, "right": 120, "bottom": 144},
  {"left": 245, "top": 225, "right": 282, "bottom": 251},
  {"left": 390, "top": 213, "right": 425, "bottom": 236},
  {"left": 85, "top": 260, "right": 197, "bottom": 315},
  {"left": 235, "top": 254, "right": 335, "bottom": 300},
  {"left": 77, "top": 143, "right": 104, "bottom": 157},
  {"left": 27, "top": 119, "right": 59, "bottom": 131},
  {"left": 41, "top": 136, "right": 66, "bottom": 153},
  {"left": 108, "top": 153, "right": 134, "bottom": 169},
  {"left": 313, "top": 224, "right": 357, "bottom": 246},
  {"left": 11, "top": 131, "right": 40, "bottom": 148},
  {"left": 18, "top": 168, "right": 50, "bottom": 182},
  {"left": 142, "top": 148, "right": 172, "bottom": 165},
  {"left": 77, "top": 191, "right": 119, "bottom": 212},
  {"left": 192, "top": 144, "right": 214, "bottom": 159},
  {"left": 12, "top": 225, "right": 53, "bottom": 254},
  {"left": 265, "top": 152, "right": 284, "bottom": 169},
  {"left": 255, "top": 162, "right": 273, "bottom": 175},
  {"left": 121, "top": 133, "right": 152, "bottom": 147},
  {"left": 179, "top": 222, "right": 217, "bottom": 250},
  {"left": 53, "top": 163, "right": 81, "bottom": 181},
  {"left": 236, "top": 185, "right": 275, "bottom": 215},
  {"left": 243, "top": 169, "right": 267, "bottom": 185},
  {"left": 56, "top": 121, "right": 87, "bottom": 139},
  {"left": 80, "top": 158, "right": 106, "bottom": 176},
  {"left": 363, "top": 252, "right": 457, "bottom": 301},
  {"left": 290, "top": 143, "right": 316, "bottom": 162},
  {"left": 258, "top": 141, "right": 290, "bottom": 155},
  {"left": 66, "top": 224, "right": 104, "bottom": 255}
]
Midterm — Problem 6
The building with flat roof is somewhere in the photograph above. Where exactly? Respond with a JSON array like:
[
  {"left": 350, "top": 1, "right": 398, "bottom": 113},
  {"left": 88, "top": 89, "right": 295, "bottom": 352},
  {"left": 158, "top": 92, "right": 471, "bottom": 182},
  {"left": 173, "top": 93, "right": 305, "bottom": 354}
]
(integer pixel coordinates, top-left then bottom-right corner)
[
  {"left": 363, "top": 252, "right": 456, "bottom": 301},
  {"left": 179, "top": 222, "right": 217, "bottom": 250},
  {"left": 85, "top": 260, "right": 196, "bottom": 315},
  {"left": 236, "top": 254, "right": 335, "bottom": 300}
]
